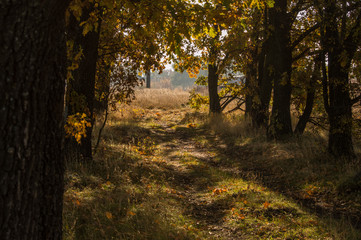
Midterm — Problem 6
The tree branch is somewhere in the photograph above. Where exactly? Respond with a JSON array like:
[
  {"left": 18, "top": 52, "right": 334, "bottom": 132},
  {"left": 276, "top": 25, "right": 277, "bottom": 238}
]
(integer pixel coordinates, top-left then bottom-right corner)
[
  {"left": 225, "top": 100, "right": 245, "bottom": 114},
  {"left": 290, "top": 0, "right": 306, "bottom": 23},
  {"left": 345, "top": 8, "right": 361, "bottom": 57},
  {"left": 351, "top": 94, "right": 361, "bottom": 105},
  {"left": 93, "top": 104, "right": 109, "bottom": 155},
  {"left": 321, "top": 51, "right": 330, "bottom": 114},
  {"left": 292, "top": 47, "right": 310, "bottom": 62},
  {"left": 291, "top": 23, "right": 320, "bottom": 49}
]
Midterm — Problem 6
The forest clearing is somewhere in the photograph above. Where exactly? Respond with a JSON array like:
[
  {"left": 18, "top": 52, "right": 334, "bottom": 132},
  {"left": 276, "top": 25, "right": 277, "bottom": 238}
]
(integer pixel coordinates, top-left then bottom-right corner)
[
  {"left": 2, "top": 0, "right": 361, "bottom": 239},
  {"left": 63, "top": 89, "right": 361, "bottom": 240}
]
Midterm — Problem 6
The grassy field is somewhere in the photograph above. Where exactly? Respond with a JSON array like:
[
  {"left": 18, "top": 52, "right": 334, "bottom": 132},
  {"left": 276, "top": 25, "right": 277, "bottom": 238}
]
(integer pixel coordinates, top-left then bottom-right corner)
[{"left": 63, "top": 88, "right": 361, "bottom": 240}]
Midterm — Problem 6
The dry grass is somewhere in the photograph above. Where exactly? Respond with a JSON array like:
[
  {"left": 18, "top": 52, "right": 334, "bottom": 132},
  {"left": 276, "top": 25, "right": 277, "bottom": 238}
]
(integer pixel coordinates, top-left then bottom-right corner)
[
  {"left": 64, "top": 88, "right": 361, "bottom": 239},
  {"left": 131, "top": 88, "right": 189, "bottom": 110}
]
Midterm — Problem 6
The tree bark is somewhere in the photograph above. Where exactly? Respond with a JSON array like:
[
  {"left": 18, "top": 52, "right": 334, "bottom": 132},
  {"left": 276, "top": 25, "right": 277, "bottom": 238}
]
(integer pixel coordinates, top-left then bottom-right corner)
[
  {"left": 322, "top": 0, "right": 357, "bottom": 157},
  {"left": 146, "top": 70, "right": 151, "bottom": 88},
  {"left": 253, "top": 39, "right": 273, "bottom": 127},
  {"left": 248, "top": 8, "right": 273, "bottom": 128},
  {"left": 208, "top": 63, "right": 222, "bottom": 114},
  {"left": 267, "top": 0, "right": 293, "bottom": 139},
  {"left": 245, "top": 70, "right": 254, "bottom": 117},
  {"left": 327, "top": 65, "right": 354, "bottom": 157},
  {"left": 294, "top": 60, "right": 320, "bottom": 135},
  {"left": 0, "top": 1, "right": 69, "bottom": 239},
  {"left": 66, "top": 4, "right": 101, "bottom": 161}
]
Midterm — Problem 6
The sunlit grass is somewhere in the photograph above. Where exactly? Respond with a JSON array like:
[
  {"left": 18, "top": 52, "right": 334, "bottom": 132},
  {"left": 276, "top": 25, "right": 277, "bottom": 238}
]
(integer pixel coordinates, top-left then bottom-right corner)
[{"left": 64, "top": 88, "right": 361, "bottom": 239}]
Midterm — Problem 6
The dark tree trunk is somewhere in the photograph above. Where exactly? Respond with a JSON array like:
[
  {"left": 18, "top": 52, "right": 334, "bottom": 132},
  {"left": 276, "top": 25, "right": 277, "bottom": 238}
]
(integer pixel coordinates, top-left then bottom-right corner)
[
  {"left": 294, "top": 85, "right": 316, "bottom": 135},
  {"left": 245, "top": 71, "right": 254, "bottom": 117},
  {"left": 66, "top": 4, "right": 101, "bottom": 161},
  {"left": 267, "top": 0, "right": 293, "bottom": 139},
  {"left": 208, "top": 63, "right": 222, "bottom": 114},
  {"left": 249, "top": 9, "right": 273, "bottom": 128},
  {"left": 327, "top": 46, "right": 354, "bottom": 157},
  {"left": 294, "top": 60, "right": 320, "bottom": 135},
  {"left": 146, "top": 70, "right": 151, "bottom": 88},
  {"left": 322, "top": 1, "right": 358, "bottom": 157},
  {"left": 328, "top": 66, "right": 354, "bottom": 157},
  {"left": 253, "top": 41, "right": 273, "bottom": 127},
  {"left": 0, "top": 1, "right": 69, "bottom": 239}
]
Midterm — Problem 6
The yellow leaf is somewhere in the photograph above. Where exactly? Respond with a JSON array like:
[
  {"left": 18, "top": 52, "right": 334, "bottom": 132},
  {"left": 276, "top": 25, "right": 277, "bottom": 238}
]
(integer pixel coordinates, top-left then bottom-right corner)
[
  {"left": 263, "top": 201, "right": 270, "bottom": 209},
  {"left": 82, "top": 23, "right": 93, "bottom": 36},
  {"left": 106, "top": 212, "right": 113, "bottom": 219}
]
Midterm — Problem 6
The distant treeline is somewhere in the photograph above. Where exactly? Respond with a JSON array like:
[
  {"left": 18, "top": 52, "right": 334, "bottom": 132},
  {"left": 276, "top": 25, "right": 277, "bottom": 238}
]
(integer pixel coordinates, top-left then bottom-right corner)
[{"left": 150, "top": 69, "right": 208, "bottom": 89}]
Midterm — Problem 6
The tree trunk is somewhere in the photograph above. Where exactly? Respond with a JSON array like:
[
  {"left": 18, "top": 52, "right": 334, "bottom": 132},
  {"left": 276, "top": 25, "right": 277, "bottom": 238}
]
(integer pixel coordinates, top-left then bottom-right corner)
[
  {"left": 294, "top": 62, "right": 319, "bottom": 135},
  {"left": 249, "top": 9, "right": 273, "bottom": 128},
  {"left": 0, "top": 1, "right": 69, "bottom": 239},
  {"left": 245, "top": 70, "right": 254, "bottom": 117},
  {"left": 253, "top": 40, "right": 273, "bottom": 127},
  {"left": 327, "top": 50, "right": 354, "bottom": 156},
  {"left": 294, "top": 86, "right": 316, "bottom": 135},
  {"left": 146, "top": 70, "right": 151, "bottom": 88},
  {"left": 322, "top": 1, "right": 356, "bottom": 157},
  {"left": 267, "top": 0, "right": 293, "bottom": 139},
  {"left": 66, "top": 4, "right": 101, "bottom": 161},
  {"left": 328, "top": 67, "right": 354, "bottom": 157},
  {"left": 208, "top": 63, "right": 222, "bottom": 114}
]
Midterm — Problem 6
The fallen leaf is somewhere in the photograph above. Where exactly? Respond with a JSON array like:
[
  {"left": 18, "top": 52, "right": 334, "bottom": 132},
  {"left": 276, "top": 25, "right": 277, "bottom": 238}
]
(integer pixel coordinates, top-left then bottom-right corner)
[
  {"left": 263, "top": 201, "right": 270, "bottom": 209},
  {"left": 128, "top": 211, "right": 136, "bottom": 216},
  {"left": 106, "top": 212, "right": 113, "bottom": 219}
]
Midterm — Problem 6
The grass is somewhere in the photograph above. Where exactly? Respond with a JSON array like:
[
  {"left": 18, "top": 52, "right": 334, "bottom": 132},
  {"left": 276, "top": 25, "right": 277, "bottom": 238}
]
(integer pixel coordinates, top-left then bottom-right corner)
[
  {"left": 131, "top": 88, "right": 190, "bottom": 110},
  {"left": 63, "top": 88, "right": 361, "bottom": 239}
]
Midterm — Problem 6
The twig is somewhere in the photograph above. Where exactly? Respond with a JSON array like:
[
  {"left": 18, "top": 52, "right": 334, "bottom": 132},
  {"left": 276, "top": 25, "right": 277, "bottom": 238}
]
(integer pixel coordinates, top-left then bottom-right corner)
[{"left": 93, "top": 105, "right": 109, "bottom": 155}]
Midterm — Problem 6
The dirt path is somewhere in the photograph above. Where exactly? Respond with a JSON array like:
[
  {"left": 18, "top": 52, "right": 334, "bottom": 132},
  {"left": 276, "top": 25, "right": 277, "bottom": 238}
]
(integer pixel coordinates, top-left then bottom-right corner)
[
  {"left": 64, "top": 104, "right": 360, "bottom": 239},
  {"left": 153, "top": 124, "right": 247, "bottom": 239},
  {"left": 126, "top": 109, "right": 351, "bottom": 239},
  {"left": 68, "top": 108, "right": 359, "bottom": 239}
]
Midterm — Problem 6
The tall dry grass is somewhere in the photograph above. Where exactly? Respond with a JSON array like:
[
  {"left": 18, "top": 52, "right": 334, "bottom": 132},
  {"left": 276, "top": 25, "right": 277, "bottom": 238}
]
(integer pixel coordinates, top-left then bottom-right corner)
[{"left": 132, "top": 88, "right": 189, "bottom": 110}]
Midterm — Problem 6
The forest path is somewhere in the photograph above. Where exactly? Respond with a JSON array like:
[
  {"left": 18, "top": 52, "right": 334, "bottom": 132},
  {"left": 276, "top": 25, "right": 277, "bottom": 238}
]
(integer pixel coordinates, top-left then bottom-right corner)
[
  {"left": 151, "top": 119, "right": 248, "bottom": 239},
  {"left": 64, "top": 107, "right": 359, "bottom": 240},
  {"left": 113, "top": 108, "right": 340, "bottom": 239}
]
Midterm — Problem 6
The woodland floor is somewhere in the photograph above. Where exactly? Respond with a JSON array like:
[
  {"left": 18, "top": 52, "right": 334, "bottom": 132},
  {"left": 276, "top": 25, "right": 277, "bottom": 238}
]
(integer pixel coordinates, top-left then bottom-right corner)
[{"left": 63, "top": 89, "right": 361, "bottom": 240}]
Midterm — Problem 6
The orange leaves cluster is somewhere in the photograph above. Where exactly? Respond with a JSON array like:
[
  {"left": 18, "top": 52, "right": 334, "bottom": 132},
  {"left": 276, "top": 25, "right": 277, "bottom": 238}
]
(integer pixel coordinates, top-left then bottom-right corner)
[
  {"left": 187, "top": 123, "right": 197, "bottom": 128},
  {"left": 64, "top": 113, "right": 91, "bottom": 143},
  {"left": 263, "top": 201, "right": 270, "bottom": 209},
  {"left": 231, "top": 207, "right": 246, "bottom": 220},
  {"left": 165, "top": 187, "right": 185, "bottom": 199},
  {"left": 212, "top": 188, "right": 228, "bottom": 195}
]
